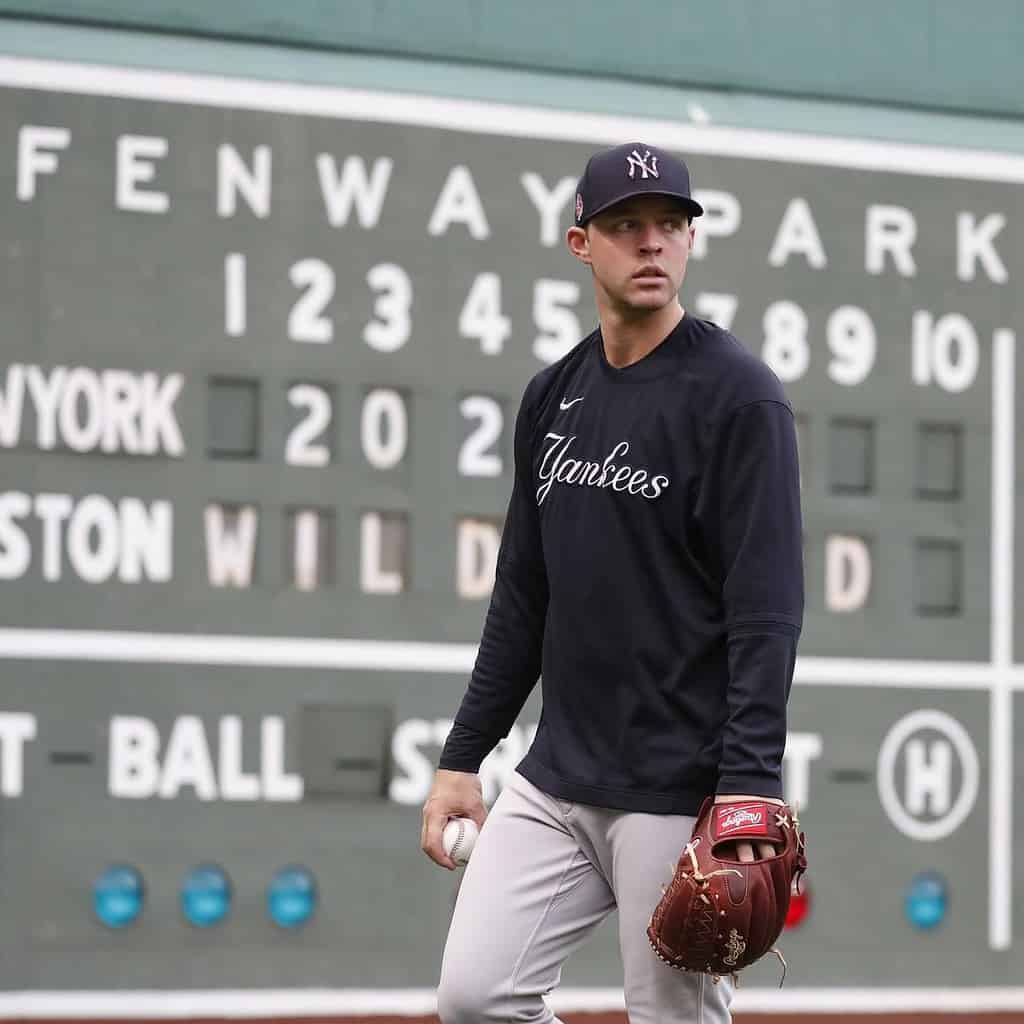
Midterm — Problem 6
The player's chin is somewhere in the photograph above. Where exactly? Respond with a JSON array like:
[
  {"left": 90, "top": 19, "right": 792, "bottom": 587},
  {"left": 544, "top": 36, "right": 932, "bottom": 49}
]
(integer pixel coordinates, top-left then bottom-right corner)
[{"left": 623, "top": 282, "right": 673, "bottom": 309}]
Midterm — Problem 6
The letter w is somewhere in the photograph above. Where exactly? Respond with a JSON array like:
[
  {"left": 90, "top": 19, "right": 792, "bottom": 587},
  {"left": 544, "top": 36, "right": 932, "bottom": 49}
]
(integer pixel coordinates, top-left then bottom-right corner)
[
  {"left": 205, "top": 504, "right": 258, "bottom": 587},
  {"left": 317, "top": 155, "right": 393, "bottom": 228}
]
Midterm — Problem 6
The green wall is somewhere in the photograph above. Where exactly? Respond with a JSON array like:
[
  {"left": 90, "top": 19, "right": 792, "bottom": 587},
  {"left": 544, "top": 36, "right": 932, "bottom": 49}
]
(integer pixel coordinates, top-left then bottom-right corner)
[
  {"left": 1, "top": 0, "right": 1023, "bottom": 118},
  {"left": 0, "top": 43, "right": 1022, "bottom": 992}
]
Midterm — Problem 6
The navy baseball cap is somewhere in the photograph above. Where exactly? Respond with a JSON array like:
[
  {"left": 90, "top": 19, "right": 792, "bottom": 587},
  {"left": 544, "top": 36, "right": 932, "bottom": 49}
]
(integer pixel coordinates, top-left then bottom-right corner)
[{"left": 574, "top": 143, "right": 704, "bottom": 226}]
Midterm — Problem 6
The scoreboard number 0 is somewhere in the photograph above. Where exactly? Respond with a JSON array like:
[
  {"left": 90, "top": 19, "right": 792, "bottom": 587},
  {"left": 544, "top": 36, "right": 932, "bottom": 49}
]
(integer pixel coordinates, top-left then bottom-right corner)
[
  {"left": 911, "top": 312, "right": 980, "bottom": 393},
  {"left": 361, "top": 389, "right": 408, "bottom": 470},
  {"left": 742, "top": 295, "right": 981, "bottom": 392}
]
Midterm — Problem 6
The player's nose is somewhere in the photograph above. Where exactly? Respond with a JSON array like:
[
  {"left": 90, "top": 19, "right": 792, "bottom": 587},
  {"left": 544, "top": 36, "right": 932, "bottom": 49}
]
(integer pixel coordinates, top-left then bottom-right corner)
[{"left": 637, "top": 223, "right": 663, "bottom": 252}]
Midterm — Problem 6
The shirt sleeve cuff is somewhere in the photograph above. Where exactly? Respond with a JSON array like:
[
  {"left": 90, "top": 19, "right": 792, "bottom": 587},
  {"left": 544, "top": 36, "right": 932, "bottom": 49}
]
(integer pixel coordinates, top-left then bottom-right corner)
[
  {"left": 716, "top": 771, "right": 784, "bottom": 800},
  {"left": 438, "top": 720, "right": 499, "bottom": 773}
]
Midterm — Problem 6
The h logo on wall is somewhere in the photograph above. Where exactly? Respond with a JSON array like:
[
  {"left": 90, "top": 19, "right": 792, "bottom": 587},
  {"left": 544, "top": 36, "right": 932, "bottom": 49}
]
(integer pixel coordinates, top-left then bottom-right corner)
[
  {"left": 626, "top": 149, "right": 659, "bottom": 179},
  {"left": 876, "top": 709, "right": 980, "bottom": 841}
]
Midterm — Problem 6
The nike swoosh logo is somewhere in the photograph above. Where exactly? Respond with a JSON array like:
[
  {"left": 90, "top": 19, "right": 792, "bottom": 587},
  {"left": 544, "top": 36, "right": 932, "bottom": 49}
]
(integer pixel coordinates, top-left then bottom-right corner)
[{"left": 559, "top": 396, "right": 584, "bottom": 410}]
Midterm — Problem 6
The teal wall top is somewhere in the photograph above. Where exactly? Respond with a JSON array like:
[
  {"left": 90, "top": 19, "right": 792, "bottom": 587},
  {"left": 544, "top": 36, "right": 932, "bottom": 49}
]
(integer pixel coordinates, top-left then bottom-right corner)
[
  {"left": 1, "top": 0, "right": 1023, "bottom": 120},
  {"left": 2, "top": 8, "right": 1024, "bottom": 158}
]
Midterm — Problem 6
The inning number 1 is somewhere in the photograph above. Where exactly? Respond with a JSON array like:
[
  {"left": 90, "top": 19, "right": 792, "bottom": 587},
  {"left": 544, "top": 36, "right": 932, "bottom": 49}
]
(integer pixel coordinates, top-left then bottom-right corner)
[{"left": 224, "top": 254, "right": 413, "bottom": 350}]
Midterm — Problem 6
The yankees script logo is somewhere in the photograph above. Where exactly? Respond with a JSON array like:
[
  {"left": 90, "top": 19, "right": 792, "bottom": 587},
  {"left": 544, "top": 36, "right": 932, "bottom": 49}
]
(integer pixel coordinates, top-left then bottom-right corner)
[{"left": 536, "top": 433, "right": 670, "bottom": 505}]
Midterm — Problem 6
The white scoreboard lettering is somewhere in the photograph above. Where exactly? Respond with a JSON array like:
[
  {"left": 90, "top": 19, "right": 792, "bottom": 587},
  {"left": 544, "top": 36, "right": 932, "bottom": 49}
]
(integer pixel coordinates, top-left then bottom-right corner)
[
  {"left": 108, "top": 714, "right": 303, "bottom": 802},
  {"left": 5, "top": 106, "right": 1008, "bottom": 607},
  {"left": 0, "top": 365, "right": 184, "bottom": 454},
  {"left": 2, "top": 63, "right": 1021, "bottom": 987},
  {"left": 0, "top": 713, "right": 37, "bottom": 798},
  {"left": 0, "top": 493, "right": 172, "bottom": 583},
  {"left": 877, "top": 710, "right": 981, "bottom": 842}
]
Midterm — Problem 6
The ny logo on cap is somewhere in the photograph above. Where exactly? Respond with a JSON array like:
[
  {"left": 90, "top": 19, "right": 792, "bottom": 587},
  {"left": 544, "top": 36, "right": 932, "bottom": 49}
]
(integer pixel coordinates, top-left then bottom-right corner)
[{"left": 626, "top": 148, "right": 659, "bottom": 180}]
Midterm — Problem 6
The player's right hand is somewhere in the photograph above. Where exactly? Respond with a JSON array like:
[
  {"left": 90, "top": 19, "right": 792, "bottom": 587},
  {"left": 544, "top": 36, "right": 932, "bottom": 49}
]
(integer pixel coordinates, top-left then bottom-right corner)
[{"left": 421, "top": 769, "right": 487, "bottom": 871}]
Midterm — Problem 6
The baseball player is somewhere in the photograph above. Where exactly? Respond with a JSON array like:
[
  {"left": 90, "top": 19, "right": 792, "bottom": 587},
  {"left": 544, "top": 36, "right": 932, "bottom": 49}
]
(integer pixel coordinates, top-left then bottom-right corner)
[{"left": 422, "top": 142, "right": 804, "bottom": 1023}]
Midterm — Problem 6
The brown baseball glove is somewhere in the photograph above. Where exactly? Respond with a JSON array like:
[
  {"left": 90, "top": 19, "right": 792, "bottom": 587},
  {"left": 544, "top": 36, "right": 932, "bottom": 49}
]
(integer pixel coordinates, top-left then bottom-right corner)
[{"left": 647, "top": 797, "right": 807, "bottom": 985}]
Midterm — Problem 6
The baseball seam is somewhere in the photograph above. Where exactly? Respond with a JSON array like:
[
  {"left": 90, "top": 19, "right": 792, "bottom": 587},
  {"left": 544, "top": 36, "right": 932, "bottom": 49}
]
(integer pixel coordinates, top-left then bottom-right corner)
[{"left": 449, "top": 820, "right": 466, "bottom": 860}]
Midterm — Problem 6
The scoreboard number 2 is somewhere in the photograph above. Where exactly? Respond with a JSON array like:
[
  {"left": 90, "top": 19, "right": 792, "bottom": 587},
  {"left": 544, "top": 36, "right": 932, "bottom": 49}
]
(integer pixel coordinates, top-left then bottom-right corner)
[
  {"left": 226, "top": 256, "right": 581, "bottom": 365},
  {"left": 458, "top": 396, "right": 504, "bottom": 478},
  {"left": 288, "top": 258, "right": 335, "bottom": 344},
  {"left": 226, "top": 254, "right": 415, "bottom": 350},
  {"left": 285, "top": 385, "right": 332, "bottom": 467}
]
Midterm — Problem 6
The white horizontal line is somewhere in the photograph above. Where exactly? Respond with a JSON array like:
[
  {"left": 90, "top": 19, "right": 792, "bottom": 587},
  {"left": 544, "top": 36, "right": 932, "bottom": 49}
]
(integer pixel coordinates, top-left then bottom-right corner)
[
  {"left": 2, "top": 56, "right": 1024, "bottom": 181},
  {"left": 795, "top": 656, "right": 995, "bottom": 688},
  {"left": 733, "top": 986, "right": 1024, "bottom": 1012},
  {"left": 0, "top": 628, "right": 478, "bottom": 673},
  {"left": 0, "top": 629, "right": 1014, "bottom": 686},
  {"left": 0, "top": 991, "right": 440, "bottom": 1019},
  {"left": 4, "top": 986, "right": 1024, "bottom": 1017}
]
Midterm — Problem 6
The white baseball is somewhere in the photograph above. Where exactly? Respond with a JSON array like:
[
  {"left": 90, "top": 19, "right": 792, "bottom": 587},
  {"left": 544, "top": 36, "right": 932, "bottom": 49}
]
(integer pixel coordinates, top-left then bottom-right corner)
[{"left": 442, "top": 817, "right": 479, "bottom": 866}]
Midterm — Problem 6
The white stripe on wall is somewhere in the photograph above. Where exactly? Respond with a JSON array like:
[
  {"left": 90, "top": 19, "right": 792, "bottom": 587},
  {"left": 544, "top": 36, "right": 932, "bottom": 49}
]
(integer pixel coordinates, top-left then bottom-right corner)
[{"left": 3, "top": 986, "right": 1024, "bottom": 1017}]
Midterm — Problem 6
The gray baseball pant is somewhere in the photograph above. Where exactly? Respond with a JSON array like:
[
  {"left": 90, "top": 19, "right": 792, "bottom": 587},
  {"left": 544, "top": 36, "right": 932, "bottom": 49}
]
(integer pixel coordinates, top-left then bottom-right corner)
[{"left": 437, "top": 770, "right": 733, "bottom": 1023}]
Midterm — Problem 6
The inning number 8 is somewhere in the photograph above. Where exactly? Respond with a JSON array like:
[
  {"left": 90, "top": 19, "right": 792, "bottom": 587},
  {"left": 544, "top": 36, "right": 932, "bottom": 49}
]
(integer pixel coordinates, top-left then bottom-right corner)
[{"left": 762, "top": 301, "right": 809, "bottom": 383}]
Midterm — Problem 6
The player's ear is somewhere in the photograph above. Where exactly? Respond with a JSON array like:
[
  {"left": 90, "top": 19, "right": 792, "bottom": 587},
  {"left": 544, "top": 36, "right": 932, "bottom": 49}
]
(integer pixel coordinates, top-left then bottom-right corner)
[{"left": 567, "top": 225, "right": 591, "bottom": 265}]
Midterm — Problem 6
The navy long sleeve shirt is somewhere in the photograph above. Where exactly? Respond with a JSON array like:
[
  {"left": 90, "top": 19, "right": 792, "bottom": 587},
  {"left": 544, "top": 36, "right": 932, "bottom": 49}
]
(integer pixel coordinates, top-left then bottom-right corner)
[{"left": 439, "top": 314, "right": 804, "bottom": 814}]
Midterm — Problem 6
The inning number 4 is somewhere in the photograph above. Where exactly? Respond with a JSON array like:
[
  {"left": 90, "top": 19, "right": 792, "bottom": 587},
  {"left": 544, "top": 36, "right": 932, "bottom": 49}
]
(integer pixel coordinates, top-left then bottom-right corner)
[{"left": 460, "top": 274, "right": 581, "bottom": 364}]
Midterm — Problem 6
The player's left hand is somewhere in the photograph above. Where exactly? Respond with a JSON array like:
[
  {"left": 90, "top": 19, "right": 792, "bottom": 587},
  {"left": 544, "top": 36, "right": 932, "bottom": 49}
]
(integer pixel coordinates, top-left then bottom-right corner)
[
  {"left": 649, "top": 794, "right": 808, "bottom": 979},
  {"left": 713, "top": 793, "right": 786, "bottom": 862}
]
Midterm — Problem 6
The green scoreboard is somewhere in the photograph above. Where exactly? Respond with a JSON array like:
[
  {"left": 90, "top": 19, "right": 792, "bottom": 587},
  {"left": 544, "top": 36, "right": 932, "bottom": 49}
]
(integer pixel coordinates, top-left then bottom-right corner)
[{"left": 0, "top": 55, "right": 1021, "bottom": 1011}]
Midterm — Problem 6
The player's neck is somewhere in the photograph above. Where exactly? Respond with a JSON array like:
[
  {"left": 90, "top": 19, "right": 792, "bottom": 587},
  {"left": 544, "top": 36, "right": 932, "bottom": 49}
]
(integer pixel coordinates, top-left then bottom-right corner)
[{"left": 599, "top": 301, "right": 685, "bottom": 369}]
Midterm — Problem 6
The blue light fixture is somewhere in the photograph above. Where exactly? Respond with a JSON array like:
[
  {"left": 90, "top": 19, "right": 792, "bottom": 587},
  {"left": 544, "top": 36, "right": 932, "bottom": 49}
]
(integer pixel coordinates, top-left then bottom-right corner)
[
  {"left": 905, "top": 870, "right": 948, "bottom": 930},
  {"left": 180, "top": 863, "right": 232, "bottom": 927},
  {"left": 267, "top": 865, "right": 317, "bottom": 928},
  {"left": 93, "top": 864, "right": 144, "bottom": 928}
]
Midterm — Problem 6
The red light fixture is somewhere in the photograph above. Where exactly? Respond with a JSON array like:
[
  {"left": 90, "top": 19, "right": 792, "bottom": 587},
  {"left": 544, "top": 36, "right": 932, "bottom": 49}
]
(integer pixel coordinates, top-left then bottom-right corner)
[{"left": 784, "top": 876, "right": 811, "bottom": 929}]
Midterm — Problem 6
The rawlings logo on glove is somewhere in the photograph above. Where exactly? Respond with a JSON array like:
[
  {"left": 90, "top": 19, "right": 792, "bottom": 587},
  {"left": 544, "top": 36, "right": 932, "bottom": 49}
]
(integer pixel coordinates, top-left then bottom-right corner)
[
  {"left": 716, "top": 805, "right": 767, "bottom": 836},
  {"left": 646, "top": 797, "right": 807, "bottom": 985}
]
